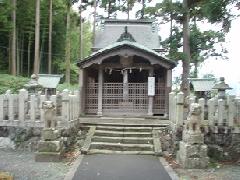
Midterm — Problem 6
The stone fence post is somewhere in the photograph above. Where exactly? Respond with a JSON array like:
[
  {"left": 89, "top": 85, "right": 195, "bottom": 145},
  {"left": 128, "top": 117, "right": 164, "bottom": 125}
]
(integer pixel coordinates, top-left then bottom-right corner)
[
  {"left": 227, "top": 95, "right": 235, "bottom": 127},
  {"left": 30, "top": 94, "right": 36, "bottom": 123},
  {"left": 199, "top": 98, "right": 205, "bottom": 124},
  {"left": 6, "top": 90, "right": 14, "bottom": 122},
  {"left": 0, "top": 95, "right": 3, "bottom": 122},
  {"left": 62, "top": 89, "right": 70, "bottom": 127},
  {"left": 169, "top": 92, "right": 175, "bottom": 123},
  {"left": 217, "top": 99, "right": 225, "bottom": 126},
  {"left": 18, "top": 89, "right": 28, "bottom": 124},
  {"left": 207, "top": 98, "right": 215, "bottom": 126},
  {"left": 39, "top": 95, "right": 46, "bottom": 124},
  {"left": 176, "top": 92, "right": 184, "bottom": 126},
  {"left": 74, "top": 90, "right": 80, "bottom": 118}
]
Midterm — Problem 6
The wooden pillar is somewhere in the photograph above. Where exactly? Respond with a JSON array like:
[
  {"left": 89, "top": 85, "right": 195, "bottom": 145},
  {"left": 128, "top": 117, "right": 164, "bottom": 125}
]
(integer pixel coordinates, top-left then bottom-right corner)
[
  {"left": 97, "top": 66, "right": 103, "bottom": 116},
  {"left": 123, "top": 69, "right": 129, "bottom": 101},
  {"left": 148, "top": 68, "right": 154, "bottom": 116},
  {"left": 79, "top": 68, "right": 85, "bottom": 114}
]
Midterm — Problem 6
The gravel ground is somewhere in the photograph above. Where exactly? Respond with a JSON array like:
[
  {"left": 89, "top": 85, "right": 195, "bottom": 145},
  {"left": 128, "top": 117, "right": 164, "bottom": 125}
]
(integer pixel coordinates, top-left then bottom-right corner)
[
  {"left": 0, "top": 149, "right": 71, "bottom": 180},
  {"left": 1, "top": 148, "right": 240, "bottom": 180},
  {"left": 174, "top": 165, "right": 240, "bottom": 180}
]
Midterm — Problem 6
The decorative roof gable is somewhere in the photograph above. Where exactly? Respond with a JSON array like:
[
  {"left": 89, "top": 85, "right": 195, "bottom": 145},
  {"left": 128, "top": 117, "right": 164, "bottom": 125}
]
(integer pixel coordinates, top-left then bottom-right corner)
[{"left": 117, "top": 26, "right": 136, "bottom": 42}]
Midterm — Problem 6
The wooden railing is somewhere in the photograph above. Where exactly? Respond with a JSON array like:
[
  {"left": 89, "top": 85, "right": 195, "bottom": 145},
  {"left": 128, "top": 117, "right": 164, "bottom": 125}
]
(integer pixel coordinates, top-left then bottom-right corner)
[{"left": 85, "top": 82, "right": 167, "bottom": 115}]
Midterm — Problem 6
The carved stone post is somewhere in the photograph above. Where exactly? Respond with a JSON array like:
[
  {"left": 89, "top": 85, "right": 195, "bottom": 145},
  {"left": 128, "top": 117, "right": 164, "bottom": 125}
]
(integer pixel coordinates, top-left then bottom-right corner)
[{"left": 176, "top": 92, "right": 184, "bottom": 126}]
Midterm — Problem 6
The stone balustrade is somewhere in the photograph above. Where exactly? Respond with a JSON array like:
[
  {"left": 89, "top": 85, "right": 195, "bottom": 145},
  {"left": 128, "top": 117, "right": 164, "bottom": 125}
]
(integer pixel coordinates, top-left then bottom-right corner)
[
  {"left": 169, "top": 92, "right": 240, "bottom": 132},
  {"left": 0, "top": 89, "right": 80, "bottom": 128}
]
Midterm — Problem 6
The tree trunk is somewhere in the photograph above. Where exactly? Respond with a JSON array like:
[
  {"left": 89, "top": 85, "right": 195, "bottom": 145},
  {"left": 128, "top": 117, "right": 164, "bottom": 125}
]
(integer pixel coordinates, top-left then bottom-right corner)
[
  {"left": 16, "top": 31, "right": 19, "bottom": 75},
  {"left": 20, "top": 33, "right": 24, "bottom": 75},
  {"left": 127, "top": 1, "right": 130, "bottom": 20},
  {"left": 27, "top": 34, "right": 32, "bottom": 77},
  {"left": 108, "top": 1, "right": 111, "bottom": 18},
  {"left": 65, "top": 2, "right": 71, "bottom": 83},
  {"left": 181, "top": 0, "right": 190, "bottom": 97},
  {"left": 33, "top": 0, "right": 40, "bottom": 75},
  {"left": 170, "top": 0, "right": 173, "bottom": 40},
  {"left": 8, "top": 34, "right": 12, "bottom": 73},
  {"left": 39, "top": 29, "right": 46, "bottom": 73},
  {"left": 48, "top": 0, "right": 53, "bottom": 74},
  {"left": 141, "top": 0, "right": 145, "bottom": 19},
  {"left": 92, "top": 0, "right": 97, "bottom": 45},
  {"left": 79, "top": 3, "right": 83, "bottom": 60},
  {"left": 11, "top": 0, "right": 16, "bottom": 76}
]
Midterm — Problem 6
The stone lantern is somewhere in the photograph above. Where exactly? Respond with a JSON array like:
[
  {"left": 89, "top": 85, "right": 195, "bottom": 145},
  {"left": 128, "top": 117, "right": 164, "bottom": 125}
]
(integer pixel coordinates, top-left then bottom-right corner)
[
  {"left": 24, "top": 74, "right": 43, "bottom": 95},
  {"left": 212, "top": 77, "right": 232, "bottom": 99}
]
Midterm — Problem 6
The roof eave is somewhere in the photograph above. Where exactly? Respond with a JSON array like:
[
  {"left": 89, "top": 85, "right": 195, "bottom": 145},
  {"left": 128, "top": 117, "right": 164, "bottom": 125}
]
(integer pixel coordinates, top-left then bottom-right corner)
[{"left": 77, "top": 42, "right": 176, "bottom": 69}]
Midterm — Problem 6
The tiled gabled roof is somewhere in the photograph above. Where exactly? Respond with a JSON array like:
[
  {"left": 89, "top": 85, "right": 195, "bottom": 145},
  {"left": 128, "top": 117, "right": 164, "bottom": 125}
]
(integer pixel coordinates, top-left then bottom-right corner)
[
  {"left": 93, "top": 19, "right": 161, "bottom": 51},
  {"left": 77, "top": 41, "right": 176, "bottom": 69}
]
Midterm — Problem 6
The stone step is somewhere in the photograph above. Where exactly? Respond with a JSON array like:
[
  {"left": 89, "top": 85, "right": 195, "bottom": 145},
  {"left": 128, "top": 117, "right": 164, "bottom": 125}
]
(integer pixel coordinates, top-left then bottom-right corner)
[
  {"left": 90, "top": 142, "right": 154, "bottom": 151},
  {"left": 96, "top": 126, "right": 153, "bottom": 132},
  {"left": 79, "top": 117, "right": 169, "bottom": 127},
  {"left": 94, "top": 130, "right": 152, "bottom": 137},
  {"left": 92, "top": 136, "right": 153, "bottom": 144},
  {"left": 88, "top": 149, "right": 154, "bottom": 155}
]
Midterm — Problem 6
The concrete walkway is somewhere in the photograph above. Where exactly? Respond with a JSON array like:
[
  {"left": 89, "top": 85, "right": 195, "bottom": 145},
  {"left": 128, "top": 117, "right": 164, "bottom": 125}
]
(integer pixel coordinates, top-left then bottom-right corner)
[{"left": 72, "top": 155, "right": 172, "bottom": 180}]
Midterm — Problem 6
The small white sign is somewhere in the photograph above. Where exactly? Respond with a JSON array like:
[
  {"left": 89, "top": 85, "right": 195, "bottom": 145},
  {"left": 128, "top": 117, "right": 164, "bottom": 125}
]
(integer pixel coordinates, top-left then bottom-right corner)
[{"left": 148, "top": 77, "right": 155, "bottom": 96}]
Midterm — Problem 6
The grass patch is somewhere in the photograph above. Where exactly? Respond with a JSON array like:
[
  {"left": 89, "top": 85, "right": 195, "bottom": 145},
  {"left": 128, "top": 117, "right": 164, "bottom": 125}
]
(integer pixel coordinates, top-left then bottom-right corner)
[{"left": 0, "top": 74, "right": 28, "bottom": 94}]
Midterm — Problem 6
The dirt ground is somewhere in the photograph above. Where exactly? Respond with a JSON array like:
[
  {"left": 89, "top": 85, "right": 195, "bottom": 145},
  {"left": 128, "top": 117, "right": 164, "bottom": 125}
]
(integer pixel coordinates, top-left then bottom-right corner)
[
  {"left": 166, "top": 156, "right": 240, "bottom": 180},
  {"left": 175, "top": 165, "right": 240, "bottom": 180},
  {"left": 1, "top": 148, "right": 240, "bottom": 180},
  {"left": 0, "top": 149, "right": 76, "bottom": 180}
]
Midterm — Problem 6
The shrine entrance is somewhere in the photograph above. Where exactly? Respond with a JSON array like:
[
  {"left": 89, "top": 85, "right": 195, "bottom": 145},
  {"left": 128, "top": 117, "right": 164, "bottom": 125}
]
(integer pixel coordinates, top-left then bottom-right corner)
[{"left": 82, "top": 53, "right": 171, "bottom": 116}]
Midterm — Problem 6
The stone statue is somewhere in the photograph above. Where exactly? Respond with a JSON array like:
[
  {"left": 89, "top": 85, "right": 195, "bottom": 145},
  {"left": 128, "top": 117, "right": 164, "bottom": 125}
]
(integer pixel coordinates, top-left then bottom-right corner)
[
  {"left": 185, "top": 103, "right": 202, "bottom": 133},
  {"left": 177, "top": 103, "right": 209, "bottom": 168},
  {"left": 42, "top": 101, "right": 57, "bottom": 129},
  {"left": 36, "top": 100, "right": 63, "bottom": 162}
]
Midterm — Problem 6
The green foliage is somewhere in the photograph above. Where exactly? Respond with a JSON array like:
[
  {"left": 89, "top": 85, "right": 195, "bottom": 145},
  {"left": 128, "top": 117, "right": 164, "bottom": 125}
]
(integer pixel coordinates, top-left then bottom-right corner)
[
  {"left": 53, "top": 21, "right": 92, "bottom": 84},
  {"left": 145, "top": 0, "right": 236, "bottom": 77},
  {"left": 0, "top": 74, "right": 28, "bottom": 94},
  {"left": 57, "top": 83, "right": 79, "bottom": 92},
  {"left": 0, "top": 0, "right": 12, "bottom": 32},
  {"left": 0, "top": 0, "right": 93, "bottom": 84},
  {"left": 145, "top": 1, "right": 183, "bottom": 22},
  {"left": 0, "top": 0, "right": 12, "bottom": 73},
  {"left": 190, "top": 25, "right": 226, "bottom": 61},
  {"left": 162, "top": 24, "right": 227, "bottom": 77}
]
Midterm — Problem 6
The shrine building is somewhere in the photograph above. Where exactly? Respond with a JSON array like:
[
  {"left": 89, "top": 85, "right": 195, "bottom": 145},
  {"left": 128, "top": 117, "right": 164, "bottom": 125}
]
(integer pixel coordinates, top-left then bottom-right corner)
[{"left": 77, "top": 19, "right": 176, "bottom": 117}]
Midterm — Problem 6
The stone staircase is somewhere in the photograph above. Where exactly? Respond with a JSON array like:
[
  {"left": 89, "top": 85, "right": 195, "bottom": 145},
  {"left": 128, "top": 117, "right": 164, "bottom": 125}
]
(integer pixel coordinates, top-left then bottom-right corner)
[{"left": 81, "top": 125, "right": 164, "bottom": 155}]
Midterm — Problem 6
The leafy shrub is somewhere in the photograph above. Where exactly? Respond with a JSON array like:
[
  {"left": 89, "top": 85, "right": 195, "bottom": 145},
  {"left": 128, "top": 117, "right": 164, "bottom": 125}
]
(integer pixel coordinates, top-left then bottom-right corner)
[{"left": 0, "top": 74, "right": 28, "bottom": 94}]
